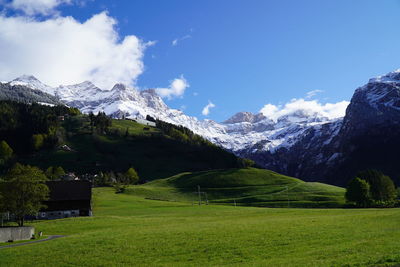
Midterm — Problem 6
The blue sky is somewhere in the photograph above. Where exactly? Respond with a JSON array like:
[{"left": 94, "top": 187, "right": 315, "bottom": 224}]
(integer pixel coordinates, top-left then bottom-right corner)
[{"left": 1, "top": 0, "right": 400, "bottom": 121}]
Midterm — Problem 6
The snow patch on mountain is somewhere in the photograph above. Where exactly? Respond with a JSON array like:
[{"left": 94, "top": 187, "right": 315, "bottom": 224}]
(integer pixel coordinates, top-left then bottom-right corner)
[
  {"left": 354, "top": 69, "right": 400, "bottom": 111},
  {"left": 368, "top": 69, "right": 400, "bottom": 84}
]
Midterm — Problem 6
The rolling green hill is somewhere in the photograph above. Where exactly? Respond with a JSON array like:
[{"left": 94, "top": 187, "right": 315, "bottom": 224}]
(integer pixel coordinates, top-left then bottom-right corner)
[{"left": 126, "top": 168, "right": 346, "bottom": 208}]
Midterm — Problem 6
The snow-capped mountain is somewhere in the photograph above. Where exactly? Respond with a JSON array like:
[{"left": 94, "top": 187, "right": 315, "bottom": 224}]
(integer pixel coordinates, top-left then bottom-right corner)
[
  {"left": 341, "top": 68, "right": 400, "bottom": 137},
  {"left": 6, "top": 75, "right": 338, "bottom": 154},
  {"left": 9, "top": 75, "right": 56, "bottom": 95},
  {"left": 4, "top": 69, "right": 400, "bottom": 186},
  {"left": 0, "top": 76, "right": 61, "bottom": 105},
  {"left": 241, "top": 68, "right": 400, "bottom": 185}
]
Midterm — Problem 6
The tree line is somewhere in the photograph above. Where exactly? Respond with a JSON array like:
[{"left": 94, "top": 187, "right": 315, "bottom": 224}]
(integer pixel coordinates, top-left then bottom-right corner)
[{"left": 346, "top": 169, "right": 398, "bottom": 207}]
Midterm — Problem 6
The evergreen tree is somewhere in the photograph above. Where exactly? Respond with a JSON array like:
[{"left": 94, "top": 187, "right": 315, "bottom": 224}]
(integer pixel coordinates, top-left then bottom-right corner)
[
  {"left": 0, "top": 140, "right": 13, "bottom": 165},
  {"left": 345, "top": 177, "right": 371, "bottom": 207},
  {"left": 54, "top": 166, "right": 66, "bottom": 178},
  {"left": 32, "top": 134, "right": 44, "bottom": 151},
  {"left": 125, "top": 167, "right": 139, "bottom": 185},
  {"left": 379, "top": 175, "right": 397, "bottom": 202},
  {"left": 146, "top": 115, "right": 156, "bottom": 122},
  {"left": 93, "top": 112, "right": 112, "bottom": 133},
  {"left": 45, "top": 166, "right": 66, "bottom": 180}
]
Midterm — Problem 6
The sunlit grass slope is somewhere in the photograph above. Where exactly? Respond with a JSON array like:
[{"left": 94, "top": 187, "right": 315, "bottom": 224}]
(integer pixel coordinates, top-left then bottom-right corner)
[
  {"left": 127, "top": 168, "right": 345, "bottom": 208},
  {"left": 0, "top": 188, "right": 399, "bottom": 267}
]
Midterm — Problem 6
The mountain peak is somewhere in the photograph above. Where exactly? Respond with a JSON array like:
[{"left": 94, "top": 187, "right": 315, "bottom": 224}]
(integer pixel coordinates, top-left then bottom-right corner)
[
  {"left": 13, "top": 74, "right": 40, "bottom": 82},
  {"left": 10, "top": 74, "right": 55, "bottom": 95},
  {"left": 111, "top": 83, "right": 128, "bottom": 91},
  {"left": 223, "top": 112, "right": 266, "bottom": 124},
  {"left": 78, "top": 81, "right": 97, "bottom": 87},
  {"left": 141, "top": 88, "right": 158, "bottom": 96},
  {"left": 369, "top": 69, "right": 400, "bottom": 84},
  {"left": 140, "top": 89, "right": 168, "bottom": 111},
  {"left": 354, "top": 68, "right": 400, "bottom": 110}
]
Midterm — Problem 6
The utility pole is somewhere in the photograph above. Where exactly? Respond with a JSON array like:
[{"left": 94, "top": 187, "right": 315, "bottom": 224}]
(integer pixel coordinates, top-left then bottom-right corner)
[
  {"left": 193, "top": 186, "right": 208, "bottom": 206},
  {"left": 204, "top": 192, "right": 209, "bottom": 205},
  {"left": 286, "top": 186, "right": 290, "bottom": 208},
  {"left": 198, "top": 185, "right": 201, "bottom": 205}
]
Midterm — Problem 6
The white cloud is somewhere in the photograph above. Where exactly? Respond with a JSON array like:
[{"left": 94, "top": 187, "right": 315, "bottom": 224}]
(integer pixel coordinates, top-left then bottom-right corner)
[
  {"left": 260, "top": 98, "right": 349, "bottom": 121},
  {"left": 7, "top": 0, "right": 72, "bottom": 16},
  {"left": 202, "top": 101, "right": 215, "bottom": 116},
  {"left": 0, "top": 11, "right": 151, "bottom": 89},
  {"left": 171, "top": 34, "right": 191, "bottom": 46},
  {"left": 259, "top": 103, "right": 278, "bottom": 118},
  {"left": 306, "top": 89, "right": 323, "bottom": 99},
  {"left": 155, "top": 75, "right": 189, "bottom": 99}
]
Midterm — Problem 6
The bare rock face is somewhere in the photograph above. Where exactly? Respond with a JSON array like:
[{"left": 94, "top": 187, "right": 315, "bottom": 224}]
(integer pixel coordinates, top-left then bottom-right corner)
[
  {"left": 341, "top": 75, "right": 400, "bottom": 139},
  {"left": 223, "top": 112, "right": 266, "bottom": 124}
]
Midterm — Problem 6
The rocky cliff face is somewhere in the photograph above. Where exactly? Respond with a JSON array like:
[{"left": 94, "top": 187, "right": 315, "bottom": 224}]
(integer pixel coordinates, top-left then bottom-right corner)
[
  {"left": 238, "top": 69, "right": 400, "bottom": 185},
  {"left": 223, "top": 112, "right": 266, "bottom": 124},
  {"left": 341, "top": 70, "right": 400, "bottom": 138}
]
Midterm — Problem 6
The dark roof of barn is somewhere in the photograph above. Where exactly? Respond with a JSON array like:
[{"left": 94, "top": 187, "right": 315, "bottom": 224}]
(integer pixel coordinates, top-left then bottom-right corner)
[{"left": 46, "top": 180, "right": 92, "bottom": 201}]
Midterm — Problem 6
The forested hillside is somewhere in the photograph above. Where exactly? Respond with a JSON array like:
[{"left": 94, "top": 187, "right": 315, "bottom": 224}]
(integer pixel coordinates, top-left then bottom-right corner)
[{"left": 0, "top": 101, "right": 250, "bottom": 180}]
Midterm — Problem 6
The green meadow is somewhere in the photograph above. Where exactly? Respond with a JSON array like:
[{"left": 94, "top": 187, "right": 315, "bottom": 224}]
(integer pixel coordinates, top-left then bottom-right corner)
[{"left": 1, "top": 187, "right": 399, "bottom": 267}]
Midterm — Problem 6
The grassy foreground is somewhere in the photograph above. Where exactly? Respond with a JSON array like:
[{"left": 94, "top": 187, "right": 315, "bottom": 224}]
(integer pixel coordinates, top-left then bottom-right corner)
[
  {"left": 1, "top": 188, "right": 400, "bottom": 266},
  {"left": 128, "top": 168, "right": 346, "bottom": 208}
]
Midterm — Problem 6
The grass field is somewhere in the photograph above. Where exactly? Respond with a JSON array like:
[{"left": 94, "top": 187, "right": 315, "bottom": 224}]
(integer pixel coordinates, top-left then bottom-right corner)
[
  {"left": 128, "top": 168, "right": 346, "bottom": 208},
  {"left": 0, "top": 187, "right": 399, "bottom": 266}
]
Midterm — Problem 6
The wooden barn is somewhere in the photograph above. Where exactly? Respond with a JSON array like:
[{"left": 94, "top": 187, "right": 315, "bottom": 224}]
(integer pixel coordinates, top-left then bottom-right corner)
[{"left": 38, "top": 180, "right": 92, "bottom": 220}]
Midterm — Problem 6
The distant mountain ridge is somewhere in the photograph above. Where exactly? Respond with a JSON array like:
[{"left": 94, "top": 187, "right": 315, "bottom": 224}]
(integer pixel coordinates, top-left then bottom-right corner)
[
  {"left": 3, "top": 69, "right": 400, "bottom": 185},
  {"left": 4, "top": 75, "right": 339, "bottom": 155}
]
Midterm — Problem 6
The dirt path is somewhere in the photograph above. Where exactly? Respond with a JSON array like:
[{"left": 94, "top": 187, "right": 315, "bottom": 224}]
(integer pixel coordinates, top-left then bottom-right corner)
[{"left": 0, "top": 235, "right": 65, "bottom": 249}]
